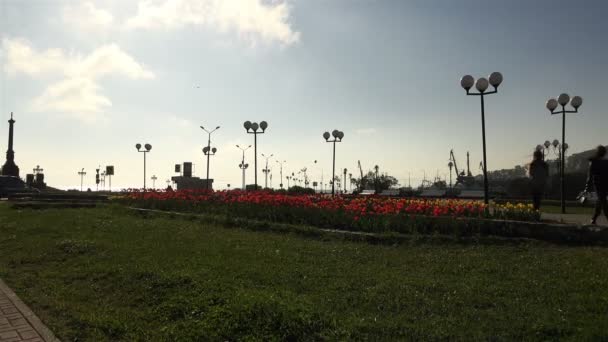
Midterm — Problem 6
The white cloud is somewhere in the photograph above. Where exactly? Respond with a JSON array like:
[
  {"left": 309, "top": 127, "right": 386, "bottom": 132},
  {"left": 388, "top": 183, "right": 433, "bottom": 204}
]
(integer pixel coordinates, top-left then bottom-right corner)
[
  {"left": 62, "top": 2, "right": 114, "bottom": 32},
  {"left": 126, "top": 0, "right": 300, "bottom": 46},
  {"left": 2, "top": 38, "right": 154, "bottom": 121},
  {"left": 31, "top": 78, "right": 111, "bottom": 121}
]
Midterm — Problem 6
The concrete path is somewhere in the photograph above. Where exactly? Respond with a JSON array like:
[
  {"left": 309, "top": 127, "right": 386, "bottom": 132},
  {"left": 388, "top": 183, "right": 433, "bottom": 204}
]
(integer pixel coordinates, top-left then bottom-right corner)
[
  {"left": 0, "top": 279, "right": 58, "bottom": 342},
  {"left": 542, "top": 213, "right": 608, "bottom": 226}
]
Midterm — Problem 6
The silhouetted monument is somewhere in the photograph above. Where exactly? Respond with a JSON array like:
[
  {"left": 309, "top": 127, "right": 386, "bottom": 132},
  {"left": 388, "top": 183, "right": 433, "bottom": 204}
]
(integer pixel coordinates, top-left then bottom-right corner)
[{"left": 1, "top": 112, "right": 19, "bottom": 177}]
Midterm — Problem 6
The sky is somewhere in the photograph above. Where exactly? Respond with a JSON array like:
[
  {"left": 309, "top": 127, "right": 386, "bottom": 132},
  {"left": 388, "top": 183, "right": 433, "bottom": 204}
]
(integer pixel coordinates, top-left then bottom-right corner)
[{"left": 1, "top": 0, "right": 607, "bottom": 190}]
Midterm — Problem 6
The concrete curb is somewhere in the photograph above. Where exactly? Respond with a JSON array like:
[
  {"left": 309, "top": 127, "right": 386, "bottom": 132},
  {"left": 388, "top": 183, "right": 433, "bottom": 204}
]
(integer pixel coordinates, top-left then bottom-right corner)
[{"left": 0, "top": 278, "right": 60, "bottom": 342}]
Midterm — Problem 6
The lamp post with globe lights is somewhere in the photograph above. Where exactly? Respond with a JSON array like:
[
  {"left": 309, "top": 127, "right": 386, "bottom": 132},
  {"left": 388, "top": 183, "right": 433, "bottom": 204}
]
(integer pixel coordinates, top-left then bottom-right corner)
[
  {"left": 261, "top": 153, "right": 273, "bottom": 189},
  {"left": 460, "top": 72, "right": 503, "bottom": 204},
  {"left": 546, "top": 94, "right": 582, "bottom": 213},
  {"left": 276, "top": 159, "right": 286, "bottom": 189},
  {"left": 323, "top": 129, "right": 344, "bottom": 197},
  {"left": 243, "top": 121, "right": 268, "bottom": 190},
  {"left": 135, "top": 143, "right": 152, "bottom": 191},
  {"left": 236, "top": 144, "right": 252, "bottom": 190},
  {"left": 202, "top": 146, "right": 217, "bottom": 190},
  {"left": 201, "top": 125, "right": 220, "bottom": 191},
  {"left": 78, "top": 168, "right": 86, "bottom": 192}
]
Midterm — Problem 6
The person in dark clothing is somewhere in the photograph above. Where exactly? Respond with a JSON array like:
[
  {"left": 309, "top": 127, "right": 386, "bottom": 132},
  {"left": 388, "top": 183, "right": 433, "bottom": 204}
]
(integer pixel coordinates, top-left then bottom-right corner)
[
  {"left": 529, "top": 150, "right": 549, "bottom": 210},
  {"left": 585, "top": 145, "right": 608, "bottom": 225}
]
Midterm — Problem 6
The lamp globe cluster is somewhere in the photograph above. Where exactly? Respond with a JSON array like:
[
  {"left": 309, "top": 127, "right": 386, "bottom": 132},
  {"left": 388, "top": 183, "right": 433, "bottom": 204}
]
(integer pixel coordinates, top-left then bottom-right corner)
[{"left": 460, "top": 72, "right": 503, "bottom": 93}]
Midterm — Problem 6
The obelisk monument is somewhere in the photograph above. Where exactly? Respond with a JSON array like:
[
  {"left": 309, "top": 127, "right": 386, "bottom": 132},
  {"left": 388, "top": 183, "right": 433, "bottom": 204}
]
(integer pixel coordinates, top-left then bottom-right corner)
[{"left": 1, "top": 112, "right": 20, "bottom": 177}]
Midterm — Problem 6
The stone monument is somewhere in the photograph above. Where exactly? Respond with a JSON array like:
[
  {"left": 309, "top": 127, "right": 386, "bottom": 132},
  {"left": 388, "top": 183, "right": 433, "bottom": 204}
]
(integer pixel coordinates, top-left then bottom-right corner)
[{"left": 1, "top": 112, "right": 19, "bottom": 177}]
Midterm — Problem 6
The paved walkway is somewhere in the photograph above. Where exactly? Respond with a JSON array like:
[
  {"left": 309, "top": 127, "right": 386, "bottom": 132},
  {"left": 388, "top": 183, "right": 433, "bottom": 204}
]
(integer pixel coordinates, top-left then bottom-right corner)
[
  {"left": 542, "top": 213, "right": 608, "bottom": 226},
  {"left": 0, "top": 279, "right": 58, "bottom": 342}
]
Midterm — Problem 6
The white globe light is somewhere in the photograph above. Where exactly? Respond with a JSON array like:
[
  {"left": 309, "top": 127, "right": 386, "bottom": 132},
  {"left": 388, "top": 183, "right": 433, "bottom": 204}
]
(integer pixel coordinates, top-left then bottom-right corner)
[
  {"left": 546, "top": 98, "right": 558, "bottom": 112},
  {"left": 460, "top": 75, "right": 474, "bottom": 90},
  {"left": 244, "top": 121, "right": 252, "bottom": 130},
  {"left": 332, "top": 130, "right": 339, "bottom": 138},
  {"left": 552, "top": 139, "right": 559, "bottom": 148},
  {"left": 489, "top": 72, "right": 503, "bottom": 88},
  {"left": 260, "top": 121, "right": 268, "bottom": 131},
  {"left": 563, "top": 143, "right": 569, "bottom": 150},
  {"left": 145, "top": 144, "right": 152, "bottom": 151},
  {"left": 251, "top": 122, "right": 259, "bottom": 132},
  {"left": 475, "top": 78, "right": 489, "bottom": 92},
  {"left": 338, "top": 131, "right": 344, "bottom": 140},
  {"left": 135, "top": 143, "right": 142, "bottom": 150},
  {"left": 557, "top": 93, "right": 570, "bottom": 106},
  {"left": 212, "top": 147, "right": 217, "bottom": 153},
  {"left": 323, "top": 132, "right": 330, "bottom": 140},
  {"left": 203, "top": 146, "right": 209, "bottom": 153},
  {"left": 544, "top": 140, "right": 551, "bottom": 148},
  {"left": 536, "top": 145, "right": 543, "bottom": 151},
  {"left": 570, "top": 96, "right": 583, "bottom": 109}
]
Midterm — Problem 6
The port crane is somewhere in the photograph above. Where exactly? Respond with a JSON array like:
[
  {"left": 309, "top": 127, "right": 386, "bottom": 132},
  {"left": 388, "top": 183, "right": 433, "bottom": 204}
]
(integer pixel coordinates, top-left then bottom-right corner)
[{"left": 449, "top": 149, "right": 476, "bottom": 187}]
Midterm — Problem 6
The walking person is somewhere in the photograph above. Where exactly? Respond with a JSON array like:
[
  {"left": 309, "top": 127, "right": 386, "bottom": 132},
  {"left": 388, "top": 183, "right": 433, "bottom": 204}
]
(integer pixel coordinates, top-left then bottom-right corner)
[
  {"left": 585, "top": 145, "right": 608, "bottom": 225},
  {"left": 529, "top": 150, "right": 549, "bottom": 210}
]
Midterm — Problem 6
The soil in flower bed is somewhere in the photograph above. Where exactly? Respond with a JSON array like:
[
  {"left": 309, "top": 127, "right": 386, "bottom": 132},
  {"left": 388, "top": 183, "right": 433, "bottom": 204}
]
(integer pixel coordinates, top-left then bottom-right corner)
[{"left": 1, "top": 204, "right": 607, "bottom": 340}]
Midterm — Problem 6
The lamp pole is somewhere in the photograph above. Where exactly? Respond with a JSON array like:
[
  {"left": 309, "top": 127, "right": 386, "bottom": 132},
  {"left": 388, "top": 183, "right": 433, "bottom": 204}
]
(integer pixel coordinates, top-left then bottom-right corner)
[
  {"left": 243, "top": 121, "right": 268, "bottom": 190},
  {"left": 460, "top": 72, "right": 503, "bottom": 205},
  {"left": 201, "top": 125, "right": 220, "bottom": 191},
  {"left": 323, "top": 129, "right": 344, "bottom": 197},
  {"left": 448, "top": 161, "right": 453, "bottom": 189},
  {"left": 261, "top": 153, "right": 273, "bottom": 189},
  {"left": 276, "top": 160, "right": 286, "bottom": 189},
  {"left": 546, "top": 94, "right": 582, "bottom": 214},
  {"left": 237, "top": 144, "right": 252, "bottom": 190},
  {"left": 135, "top": 143, "right": 152, "bottom": 191},
  {"left": 343, "top": 168, "right": 348, "bottom": 193},
  {"left": 151, "top": 175, "right": 157, "bottom": 189},
  {"left": 78, "top": 168, "right": 86, "bottom": 192}
]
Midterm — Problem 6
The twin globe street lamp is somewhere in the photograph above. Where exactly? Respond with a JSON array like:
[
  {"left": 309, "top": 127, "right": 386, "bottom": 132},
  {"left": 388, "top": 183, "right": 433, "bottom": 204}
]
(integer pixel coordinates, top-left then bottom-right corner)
[
  {"left": 135, "top": 143, "right": 152, "bottom": 191},
  {"left": 323, "top": 129, "right": 345, "bottom": 197},
  {"left": 243, "top": 121, "right": 268, "bottom": 190},
  {"left": 460, "top": 71, "right": 503, "bottom": 205},
  {"left": 261, "top": 153, "right": 273, "bottom": 189},
  {"left": 201, "top": 125, "right": 220, "bottom": 191},
  {"left": 237, "top": 144, "right": 252, "bottom": 190},
  {"left": 546, "top": 93, "right": 582, "bottom": 214}
]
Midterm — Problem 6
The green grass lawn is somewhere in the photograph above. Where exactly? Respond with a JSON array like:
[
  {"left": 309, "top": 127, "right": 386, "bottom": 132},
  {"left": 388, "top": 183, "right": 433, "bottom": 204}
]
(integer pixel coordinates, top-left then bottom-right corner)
[{"left": 1, "top": 204, "right": 608, "bottom": 340}]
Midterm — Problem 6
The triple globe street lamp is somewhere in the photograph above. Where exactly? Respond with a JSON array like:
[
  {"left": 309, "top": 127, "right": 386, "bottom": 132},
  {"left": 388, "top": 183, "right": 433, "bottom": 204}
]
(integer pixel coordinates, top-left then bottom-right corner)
[
  {"left": 546, "top": 93, "right": 583, "bottom": 214},
  {"left": 460, "top": 71, "right": 503, "bottom": 205},
  {"left": 323, "top": 129, "right": 345, "bottom": 197},
  {"left": 243, "top": 120, "right": 268, "bottom": 190}
]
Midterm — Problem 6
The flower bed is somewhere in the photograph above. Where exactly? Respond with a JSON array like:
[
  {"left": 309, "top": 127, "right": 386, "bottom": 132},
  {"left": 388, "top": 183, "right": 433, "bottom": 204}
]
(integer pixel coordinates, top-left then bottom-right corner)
[{"left": 118, "top": 190, "right": 540, "bottom": 236}]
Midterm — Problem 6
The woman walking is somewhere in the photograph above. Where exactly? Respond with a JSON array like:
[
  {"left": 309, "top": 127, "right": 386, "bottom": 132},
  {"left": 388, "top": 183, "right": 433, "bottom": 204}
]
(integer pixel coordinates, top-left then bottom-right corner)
[
  {"left": 529, "top": 150, "right": 549, "bottom": 210},
  {"left": 585, "top": 145, "right": 608, "bottom": 225}
]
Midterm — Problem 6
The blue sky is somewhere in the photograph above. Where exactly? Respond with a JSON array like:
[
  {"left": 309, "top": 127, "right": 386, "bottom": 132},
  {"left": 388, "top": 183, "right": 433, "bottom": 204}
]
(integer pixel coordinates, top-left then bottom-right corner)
[{"left": 1, "top": 0, "right": 607, "bottom": 190}]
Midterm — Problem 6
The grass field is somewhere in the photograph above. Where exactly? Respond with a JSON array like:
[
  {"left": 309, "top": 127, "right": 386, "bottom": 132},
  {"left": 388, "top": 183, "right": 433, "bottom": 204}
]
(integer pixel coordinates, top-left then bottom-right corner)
[{"left": 1, "top": 204, "right": 608, "bottom": 340}]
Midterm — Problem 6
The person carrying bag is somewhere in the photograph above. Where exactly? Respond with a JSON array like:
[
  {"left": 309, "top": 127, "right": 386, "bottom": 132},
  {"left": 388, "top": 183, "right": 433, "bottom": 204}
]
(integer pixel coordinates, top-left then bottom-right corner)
[{"left": 584, "top": 145, "right": 608, "bottom": 225}]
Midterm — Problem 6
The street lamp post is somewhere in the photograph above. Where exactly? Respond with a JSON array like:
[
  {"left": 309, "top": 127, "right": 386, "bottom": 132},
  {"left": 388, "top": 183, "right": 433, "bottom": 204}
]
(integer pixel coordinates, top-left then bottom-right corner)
[
  {"left": 237, "top": 144, "right": 252, "bottom": 190},
  {"left": 276, "top": 160, "right": 286, "bottom": 189},
  {"left": 343, "top": 168, "right": 348, "bottom": 193},
  {"left": 201, "top": 125, "right": 220, "bottom": 191},
  {"left": 135, "top": 143, "right": 152, "bottom": 191},
  {"left": 546, "top": 94, "right": 582, "bottom": 214},
  {"left": 151, "top": 175, "right": 157, "bottom": 189},
  {"left": 261, "top": 153, "right": 273, "bottom": 189},
  {"left": 78, "top": 168, "right": 86, "bottom": 192},
  {"left": 323, "top": 129, "right": 344, "bottom": 196},
  {"left": 448, "top": 161, "right": 454, "bottom": 189},
  {"left": 243, "top": 121, "right": 268, "bottom": 190},
  {"left": 460, "top": 72, "right": 503, "bottom": 204}
]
